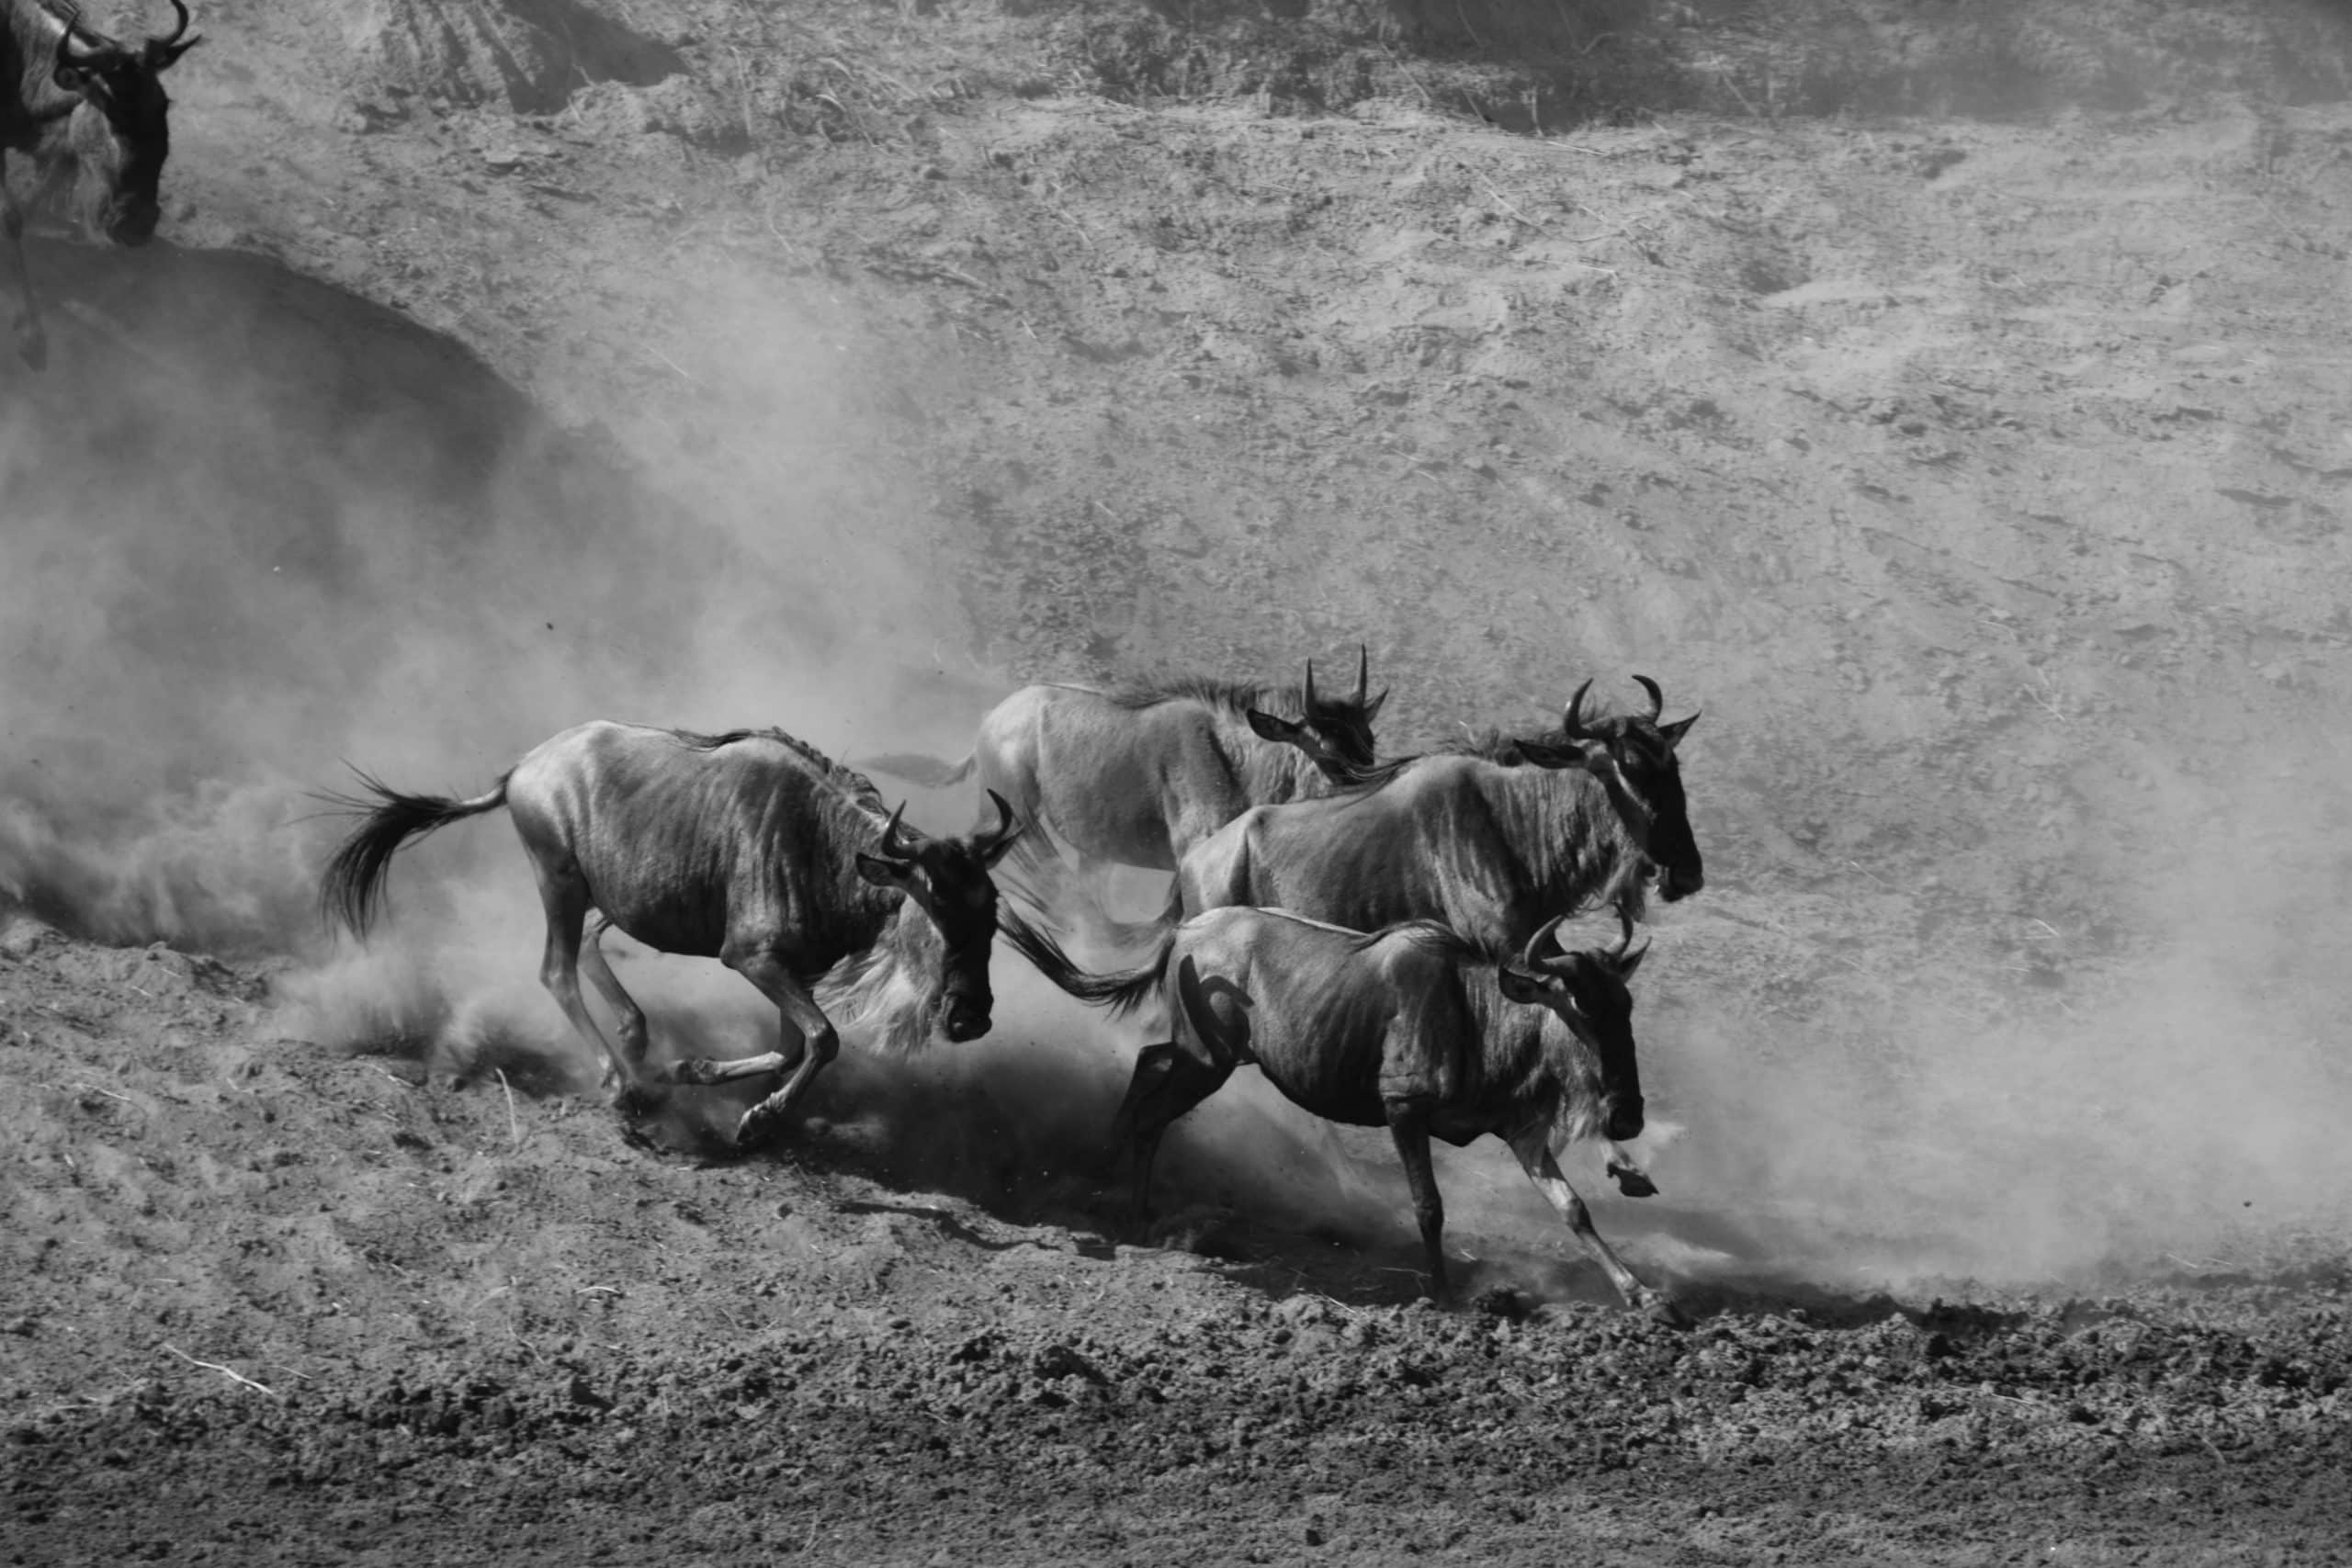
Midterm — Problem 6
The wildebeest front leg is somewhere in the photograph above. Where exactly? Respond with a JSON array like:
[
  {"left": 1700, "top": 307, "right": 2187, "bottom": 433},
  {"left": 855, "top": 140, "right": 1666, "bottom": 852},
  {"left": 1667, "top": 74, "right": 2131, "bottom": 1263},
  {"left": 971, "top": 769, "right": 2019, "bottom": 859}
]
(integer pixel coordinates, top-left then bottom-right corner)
[
  {"left": 714, "top": 949, "right": 839, "bottom": 1147},
  {"left": 1110, "top": 1042, "right": 1230, "bottom": 1224},
  {"left": 1384, "top": 1099, "right": 1451, "bottom": 1303},
  {"left": 1, "top": 153, "right": 46, "bottom": 370},
  {"left": 1506, "top": 1126, "right": 1685, "bottom": 1326}
]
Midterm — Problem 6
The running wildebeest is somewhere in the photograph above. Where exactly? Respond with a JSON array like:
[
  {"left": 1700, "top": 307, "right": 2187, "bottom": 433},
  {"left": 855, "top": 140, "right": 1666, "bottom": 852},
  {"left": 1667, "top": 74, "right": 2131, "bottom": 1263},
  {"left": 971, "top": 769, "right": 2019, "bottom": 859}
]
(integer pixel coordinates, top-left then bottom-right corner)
[
  {"left": 2, "top": 0, "right": 198, "bottom": 368},
  {"left": 1084, "top": 676, "right": 1702, "bottom": 960},
  {"left": 1003, "top": 905, "right": 1679, "bottom": 1320},
  {"left": 865, "top": 649, "right": 1388, "bottom": 875},
  {"left": 319, "top": 722, "right": 1023, "bottom": 1145}
]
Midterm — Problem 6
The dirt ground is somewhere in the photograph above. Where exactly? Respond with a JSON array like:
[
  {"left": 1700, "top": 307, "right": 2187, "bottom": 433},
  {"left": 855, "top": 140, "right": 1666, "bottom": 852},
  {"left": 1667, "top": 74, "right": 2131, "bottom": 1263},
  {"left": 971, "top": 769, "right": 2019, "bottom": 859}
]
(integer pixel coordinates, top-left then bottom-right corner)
[
  {"left": 6, "top": 1, "right": 2352, "bottom": 1562},
  {"left": 5, "top": 915, "right": 2348, "bottom": 1564}
]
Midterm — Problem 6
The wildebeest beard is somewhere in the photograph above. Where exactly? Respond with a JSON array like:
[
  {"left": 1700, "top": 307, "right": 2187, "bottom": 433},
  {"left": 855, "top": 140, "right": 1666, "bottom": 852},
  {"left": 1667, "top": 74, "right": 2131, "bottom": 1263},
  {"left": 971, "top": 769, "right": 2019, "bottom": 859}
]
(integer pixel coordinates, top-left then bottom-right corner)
[{"left": 820, "top": 852, "right": 1005, "bottom": 1053}]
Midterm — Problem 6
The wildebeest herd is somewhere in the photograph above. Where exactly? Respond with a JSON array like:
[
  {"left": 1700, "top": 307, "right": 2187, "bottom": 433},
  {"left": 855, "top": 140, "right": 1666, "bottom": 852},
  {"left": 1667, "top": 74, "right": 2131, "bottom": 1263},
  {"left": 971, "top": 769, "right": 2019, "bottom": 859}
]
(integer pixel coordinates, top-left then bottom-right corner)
[
  {"left": 3, "top": 0, "right": 1711, "bottom": 1319},
  {"left": 321, "top": 660, "right": 1703, "bottom": 1322}
]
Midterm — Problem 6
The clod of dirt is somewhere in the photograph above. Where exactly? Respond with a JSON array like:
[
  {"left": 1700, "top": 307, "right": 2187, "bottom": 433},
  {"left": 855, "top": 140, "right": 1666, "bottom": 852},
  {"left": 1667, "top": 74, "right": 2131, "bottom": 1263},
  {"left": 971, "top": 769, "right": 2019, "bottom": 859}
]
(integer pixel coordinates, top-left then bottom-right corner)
[
  {"left": 1469, "top": 1285, "right": 1533, "bottom": 1321},
  {"left": 0, "top": 912, "right": 57, "bottom": 959},
  {"left": 345, "top": 0, "right": 685, "bottom": 113},
  {"left": 572, "top": 76, "right": 744, "bottom": 151}
]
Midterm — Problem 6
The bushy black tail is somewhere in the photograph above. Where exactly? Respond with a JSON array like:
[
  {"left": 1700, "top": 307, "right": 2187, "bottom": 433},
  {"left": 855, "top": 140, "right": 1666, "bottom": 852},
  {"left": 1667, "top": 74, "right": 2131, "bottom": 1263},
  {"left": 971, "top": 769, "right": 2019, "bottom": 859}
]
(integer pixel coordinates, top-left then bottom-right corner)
[
  {"left": 317, "top": 770, "right": 510, "bottom": 938},
  {"left": 997, "top": 907, "right": 1173, "bottom": 1020}
]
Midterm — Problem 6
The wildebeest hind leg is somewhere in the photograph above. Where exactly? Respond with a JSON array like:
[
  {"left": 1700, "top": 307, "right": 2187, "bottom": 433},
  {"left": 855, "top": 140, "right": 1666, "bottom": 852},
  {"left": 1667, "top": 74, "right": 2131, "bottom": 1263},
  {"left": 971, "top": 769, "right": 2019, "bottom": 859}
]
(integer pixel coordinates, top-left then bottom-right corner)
[
  {"left": 527, "top": 863, "right": 648, "bottom": 1110},
  {"left": 1507, "top": 1127, "right": 1686, "bottom": 1327},
  {"left": 718, "top": 949, "right": 840, "bottom": 1148},
  {"left": 1385, "top": 1100, "right": 1451, "bottom": 1304},
  {"left": 1113, "top": 1043, "right": 1229, "bottom": 1224},
  {"left": 576, "top": 922, "right": 651, "bottom": 1088}
]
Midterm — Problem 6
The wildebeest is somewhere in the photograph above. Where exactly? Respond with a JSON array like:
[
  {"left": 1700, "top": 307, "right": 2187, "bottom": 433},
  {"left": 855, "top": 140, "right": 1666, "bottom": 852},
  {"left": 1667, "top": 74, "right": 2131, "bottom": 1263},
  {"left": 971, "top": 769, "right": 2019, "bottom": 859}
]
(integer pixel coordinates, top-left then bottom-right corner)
[
  {"left": 319, "top": 722, "right": 1022, "bottom": 1145},
  {"left": 1003, "top": 905, "right": 1679, "bottom": 1319},
  {"left": 1088, "top": 676, "right": 1702, "bottom": 962},
  {"left": 2, "top": 0, "right": 198, "bottom": 368},
  {"left": 865, "top": 649, "right": 1388, "bottom": 877}
]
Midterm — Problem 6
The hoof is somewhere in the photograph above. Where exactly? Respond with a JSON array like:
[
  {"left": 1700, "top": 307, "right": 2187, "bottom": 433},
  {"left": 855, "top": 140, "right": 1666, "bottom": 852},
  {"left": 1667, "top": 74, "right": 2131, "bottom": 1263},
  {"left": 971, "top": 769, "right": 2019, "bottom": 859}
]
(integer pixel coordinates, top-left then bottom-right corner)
[
  {"left": 610, "top": 1080, "right": 669, "bottom": 1118},
  {"left": 734, "top": 1104, "right": 785, "bottom": 1148},
  {"left": 1643, "top": 1294, "right": 1694, "bottom": 1331},
  {"left": 668, "top": 1057, "right": 723, "bottom": 1087},
  {"left": 1607, "top": 1160, "right": 1659, "bottom": 1200}
]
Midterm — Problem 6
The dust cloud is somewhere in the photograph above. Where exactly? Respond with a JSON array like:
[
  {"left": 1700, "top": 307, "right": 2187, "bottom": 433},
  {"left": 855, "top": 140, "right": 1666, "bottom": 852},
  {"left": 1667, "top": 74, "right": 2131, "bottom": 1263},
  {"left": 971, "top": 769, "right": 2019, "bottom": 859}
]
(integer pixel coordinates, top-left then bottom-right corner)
[
  {"left": 7, "top": 230, "right": 2350, "bottom": 1306},
  {"left": 1605, "top": 729, "right": 2352, "bottom": 1294},
  {"left": 0, "top": 238, "right": 991, "bottom": 1087}
]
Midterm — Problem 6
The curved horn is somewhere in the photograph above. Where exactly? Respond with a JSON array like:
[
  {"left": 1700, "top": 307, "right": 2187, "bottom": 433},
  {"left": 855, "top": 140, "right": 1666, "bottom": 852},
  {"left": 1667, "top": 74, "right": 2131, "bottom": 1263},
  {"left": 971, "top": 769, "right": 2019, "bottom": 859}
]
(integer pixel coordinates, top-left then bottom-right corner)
[
  {"left": 1352, "top": 644, "right": 1370, "bottom": 707},
  {"left": 878, "top": 799, "right": 917, "bottom": 860},
  {"left": 159, "top": 0, "right": 191, "bottom": 45},
  {"left": 1632, "top": 674, "right": 1664, "bottom": 721},
  {"left": 1611, "top": 906, "right": 1637, "bottom": 959},
  {"left": 1561, "top": 679, "right": 1596, "bottom": 741},
  {"left": 52, "top": 3, "right": 106, "bottom": 62},
  {"left": 1518, "top": 912, "right": 1573, "bottom": 971},
  {"left": 980, "top": 788, "right": 1017, "bottom": 850},
  {"left": 1302, "top": 658, "right": 1317, "bottom": 714}
]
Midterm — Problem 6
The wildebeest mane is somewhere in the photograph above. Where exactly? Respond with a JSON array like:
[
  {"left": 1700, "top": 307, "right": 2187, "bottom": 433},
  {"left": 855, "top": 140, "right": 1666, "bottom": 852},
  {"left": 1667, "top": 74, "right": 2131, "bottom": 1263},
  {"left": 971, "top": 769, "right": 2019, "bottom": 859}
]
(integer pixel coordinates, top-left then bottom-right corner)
[
  {"left": 1341, "top": 917, "right": 1481, "bottom": 964},
  {"left": 674, "top": 726, "right": 887, "bottom": 811},
  {"left": 1309, "top": 724, "right": 1585, "bottom": 795},
  {"left": 1436, "top": 727, "right": 1588, "bottom": 768},
  {"left": 1097, "top": 675, "right": 1310, "bottom": 719}
]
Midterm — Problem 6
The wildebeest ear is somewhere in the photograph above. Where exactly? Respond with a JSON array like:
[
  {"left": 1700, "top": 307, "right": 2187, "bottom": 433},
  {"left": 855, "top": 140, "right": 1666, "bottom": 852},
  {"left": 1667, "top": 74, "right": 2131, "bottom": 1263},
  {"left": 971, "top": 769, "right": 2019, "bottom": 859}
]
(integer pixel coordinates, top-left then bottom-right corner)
[
  {"left": 854, "top": 852, "right": 913, "bottom": 889},
  {"left": 1246, "top": 708, "right": 1310, "bottom": 746},
  {"left": 1656, "top": 712, "right": 1698, "bottom": 752},
  {"left": 148, "top": 36, "right": 201, "bottom": 69},
  {"left": 1617, "top": 941, "right": 1648, "bottom": 980},
  {"left": 1497, "top": 964, "right": 1562, "bottom": 1006},
  {"left": 1536, "top": 738, "right": 1602, "bottom": 773},
  {"left": 1362, "top": 687, "right": 1390, "bottom": 720},
  {"left": 52, "top": 61, "right": 96, "bottom": 94}
]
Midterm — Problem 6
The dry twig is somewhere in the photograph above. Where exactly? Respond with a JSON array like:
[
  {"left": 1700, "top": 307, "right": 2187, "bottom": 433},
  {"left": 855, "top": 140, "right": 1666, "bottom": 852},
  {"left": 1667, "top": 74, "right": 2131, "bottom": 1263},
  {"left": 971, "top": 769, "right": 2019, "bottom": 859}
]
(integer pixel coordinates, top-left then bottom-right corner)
[
  {"left": 1472, "top": 168, "right": 1539, "bottom": 229},
  {"left": 161, "top": 1344, "right": 280, "bottom": 1400},
  {"left": 494, "top": 1067, "right": 521, "bottom": 1148}
]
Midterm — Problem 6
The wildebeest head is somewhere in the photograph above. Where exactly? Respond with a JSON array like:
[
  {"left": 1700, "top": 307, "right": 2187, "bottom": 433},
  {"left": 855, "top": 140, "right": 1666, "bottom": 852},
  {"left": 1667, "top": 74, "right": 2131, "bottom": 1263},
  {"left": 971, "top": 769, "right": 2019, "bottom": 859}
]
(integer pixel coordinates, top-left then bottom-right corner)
[
  {"left": 48, "top": 2, "right": 198, "bottom": 248},
  {"left": 854, "top": 791, "right": 1021, "bottom": 1043},
  {"left": 1497, "top": 911, "right": 1648, "bottom": 1143},
  {"left": 1245, "top": 645, "right": 1388, "bottom": 782},
  {"left": 1556, "top": 675, "right": 1704, "bottom": 902}
]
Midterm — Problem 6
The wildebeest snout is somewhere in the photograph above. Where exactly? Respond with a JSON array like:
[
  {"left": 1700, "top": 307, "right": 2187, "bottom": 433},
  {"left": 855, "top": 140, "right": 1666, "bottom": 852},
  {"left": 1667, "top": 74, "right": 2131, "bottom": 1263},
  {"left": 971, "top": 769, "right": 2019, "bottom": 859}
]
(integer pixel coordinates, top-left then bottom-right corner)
[
  {"left": 1603, "top": 1095, "right": 1645, "bottom": 1144},
  {"left": 944, "top": 999, "right": 992, "bottom": 1043},
  {"left": 1657, "top": 863, "right": 1704, "bottom": 902},
  {"left": 105, "top": 198, "right": 160, "bottom": 246}
]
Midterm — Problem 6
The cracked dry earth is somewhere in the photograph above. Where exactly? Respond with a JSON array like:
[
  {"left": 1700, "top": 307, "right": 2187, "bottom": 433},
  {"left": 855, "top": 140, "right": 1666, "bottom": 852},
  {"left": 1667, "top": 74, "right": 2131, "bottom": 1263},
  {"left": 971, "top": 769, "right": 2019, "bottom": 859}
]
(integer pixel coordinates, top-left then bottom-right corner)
[{"left": 2, "top": 919, "right": 2347, "bottom": 1566}]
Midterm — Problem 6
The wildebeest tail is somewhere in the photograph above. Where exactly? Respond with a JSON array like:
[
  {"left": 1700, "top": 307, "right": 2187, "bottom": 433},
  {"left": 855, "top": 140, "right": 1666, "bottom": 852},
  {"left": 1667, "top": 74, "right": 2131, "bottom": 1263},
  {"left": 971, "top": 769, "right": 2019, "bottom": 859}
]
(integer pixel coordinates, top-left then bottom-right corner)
[
  {"left": 857, "top": 750, "right": 977, "bottom": 788},
  {"left": 1069, "top": 875, "right": 1187, "bottom": 958},
  {"left": 317, "top": 770, "right": 511, "bottom": 938},
  {"left": 997, "top": 907, "right": 1172, "bottom": 1020}
]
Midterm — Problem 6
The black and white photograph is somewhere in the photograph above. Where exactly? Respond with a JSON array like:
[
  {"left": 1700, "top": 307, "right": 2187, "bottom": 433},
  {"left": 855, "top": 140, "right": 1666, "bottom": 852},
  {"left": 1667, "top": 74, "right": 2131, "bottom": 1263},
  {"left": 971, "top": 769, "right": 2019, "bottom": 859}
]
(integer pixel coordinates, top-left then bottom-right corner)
[{"left": 4, "top": 0, "right": 2348, "bottom": 1561}]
